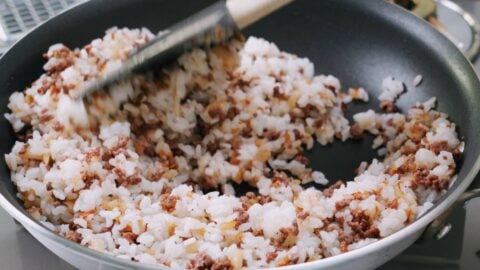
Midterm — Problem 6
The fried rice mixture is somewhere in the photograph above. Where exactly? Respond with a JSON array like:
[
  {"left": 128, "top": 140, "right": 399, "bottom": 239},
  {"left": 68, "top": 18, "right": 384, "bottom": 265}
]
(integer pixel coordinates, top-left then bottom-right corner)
[{"left": 4, "top": 27, "right": 463, "bottom": 269}]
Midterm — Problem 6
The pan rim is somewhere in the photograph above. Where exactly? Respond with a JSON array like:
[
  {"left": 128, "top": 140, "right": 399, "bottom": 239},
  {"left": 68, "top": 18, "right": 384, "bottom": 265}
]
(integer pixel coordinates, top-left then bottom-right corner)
[{"left": 0, "top": 0, "right": 479, "bottom": 269}]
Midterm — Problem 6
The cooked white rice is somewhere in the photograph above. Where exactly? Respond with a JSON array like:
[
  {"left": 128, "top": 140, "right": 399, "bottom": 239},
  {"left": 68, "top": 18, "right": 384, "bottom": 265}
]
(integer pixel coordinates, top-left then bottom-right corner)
[
  {"left": 413, "top": 74, "right": 423, "bottom": 87},
  {"left": 4, "top": 27, "right": 463, "bottom": 269}
]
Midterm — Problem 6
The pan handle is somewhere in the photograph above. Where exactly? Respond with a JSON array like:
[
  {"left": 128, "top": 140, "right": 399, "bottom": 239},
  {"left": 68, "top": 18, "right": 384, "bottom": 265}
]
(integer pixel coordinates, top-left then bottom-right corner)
[
  {"left": 434, "top": 0, "right": 480, "bottom": 61},
  {"left": 226, "top": 0, "right": 294, "bottom": 29},
  {"left": 421, "top": 187, "right": 480, "bottom": 241}
]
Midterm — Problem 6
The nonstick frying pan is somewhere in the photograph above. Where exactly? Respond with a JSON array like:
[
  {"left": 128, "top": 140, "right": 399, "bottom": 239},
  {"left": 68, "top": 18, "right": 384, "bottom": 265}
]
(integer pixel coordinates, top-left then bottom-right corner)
[{"left": 1, "top": 0, "right": 480, "bottom": 269}]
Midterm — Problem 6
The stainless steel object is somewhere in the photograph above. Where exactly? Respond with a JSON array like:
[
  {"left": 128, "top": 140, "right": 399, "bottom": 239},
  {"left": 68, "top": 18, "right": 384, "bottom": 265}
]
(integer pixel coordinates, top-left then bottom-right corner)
[
  {"left": 76, "top": 0, "right": 294, "bottom": 101},
  {"left": 0, "top": 0, "right": 83, "bottom": 54},
  {"left": 422, "top": 188, "right": 480, "bottom": 241},
  {"left": 436, "top": 0, "right": 480, "bottom": 60},
  {"left": 398, "top": 0, "right": 480, "bottom": 60},
  {"left": 77, "top": 1, "right": 238, "bottom": 102}
]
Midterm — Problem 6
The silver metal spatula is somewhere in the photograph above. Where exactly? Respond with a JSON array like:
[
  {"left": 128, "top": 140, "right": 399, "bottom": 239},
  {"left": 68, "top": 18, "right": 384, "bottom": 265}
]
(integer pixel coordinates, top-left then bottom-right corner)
[{"left": 75, "top": 0, "right": 294, "bottom": 100}]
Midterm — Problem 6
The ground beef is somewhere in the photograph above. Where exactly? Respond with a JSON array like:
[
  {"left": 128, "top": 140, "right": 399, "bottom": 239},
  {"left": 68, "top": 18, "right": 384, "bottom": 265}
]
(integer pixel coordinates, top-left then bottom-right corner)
[
  {"left": 123, "top": 232, "right": 138, "bottom": 244},
  {"left": 323, "top": 181, "right": 344, "bottom": 197},
  {"left": 271, "top": 171, "right": 290, "bottom": 187},
  {"left": 348, "top": 211, "right": 380, "bottom": 239},
  {"left": 408, "top": 123, "right": 427, "bottom": 143},
  {"left": 350, "top": 123, "right": 364, "bottom": 139},
  {"left": 335, "top": 200, "right": 349, "bottom": 210},
  {"left": 417, "top": 173, "right": 448, "bottom": 191},
  {"left": 234, "top": 209, "right": 249, "bottom": 229},
  {"left": 240, "top": 192, "right": 272, "bottom": 209},
  {"left": 428, "top": 140, "right": 449, "bottom": 154},
  {"left": 65, "top": 230, "right": 81, "bottom": 243},
  {"left": 211, "top": 258, "right": 234, "bottom": 270},
  {"left": 187, "top": 253, "right": 214, "bottom": 270},
  {"left": 297, "top": 211, "right": 309, "bottom": 220},
  {"left": 266, "top": 252, "right": 278, "bottom": 263},
  {"left": 113, "top": 168, "right": 142, "bottom": 187},
  {"left": 380, "top": 100, "right": 395, "bottom": 112},
  {"left": 160, "top": 194, "right": 179, "bottom": 212},
  {"left": 276, "top": 255, "right": 299, "bottom": 267},
  {"left": 294, "top": 155, "right": 309, "bottom": 165},
  {"left": 271, "top": 223, "right": 299, "bottom": 248}
]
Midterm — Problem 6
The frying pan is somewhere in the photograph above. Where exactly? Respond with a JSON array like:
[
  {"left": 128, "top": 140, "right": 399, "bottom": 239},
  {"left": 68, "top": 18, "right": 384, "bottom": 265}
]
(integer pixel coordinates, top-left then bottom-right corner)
[{"left": 0, "top": 0, "right": 480, "bottom": 269}]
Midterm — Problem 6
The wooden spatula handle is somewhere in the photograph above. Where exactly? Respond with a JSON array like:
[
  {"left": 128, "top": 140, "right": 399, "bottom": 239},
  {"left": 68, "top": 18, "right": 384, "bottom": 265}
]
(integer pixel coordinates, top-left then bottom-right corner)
[{"left": 226, "top": 0, "right": 294, "bottom": 29}]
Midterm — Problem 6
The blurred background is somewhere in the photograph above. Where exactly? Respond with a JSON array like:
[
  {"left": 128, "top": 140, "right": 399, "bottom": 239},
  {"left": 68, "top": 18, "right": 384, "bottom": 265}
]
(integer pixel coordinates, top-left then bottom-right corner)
[{"left": 0, "top": 0, "right": 479, "bottom": 269}]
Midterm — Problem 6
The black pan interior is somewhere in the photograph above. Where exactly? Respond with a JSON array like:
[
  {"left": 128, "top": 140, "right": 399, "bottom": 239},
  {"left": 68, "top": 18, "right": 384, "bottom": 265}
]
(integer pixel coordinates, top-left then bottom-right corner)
[{"left": 0, "top": 0, "right": 479, "bottom": 217}]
